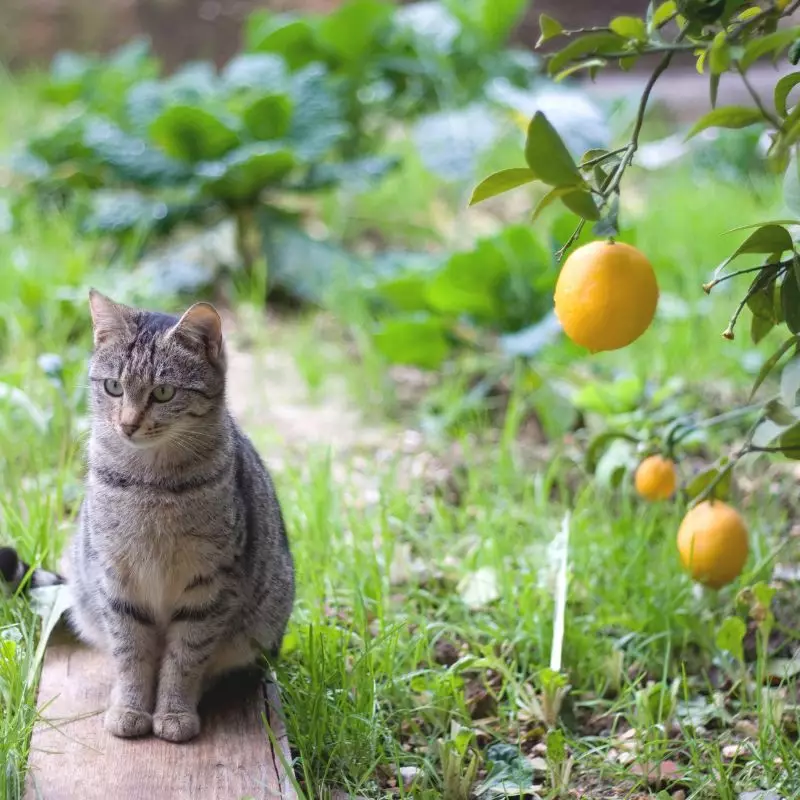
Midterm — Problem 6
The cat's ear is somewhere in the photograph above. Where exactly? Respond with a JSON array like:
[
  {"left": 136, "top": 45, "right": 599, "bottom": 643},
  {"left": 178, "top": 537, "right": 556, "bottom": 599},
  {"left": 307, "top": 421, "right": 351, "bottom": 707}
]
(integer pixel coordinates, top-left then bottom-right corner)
[
  {"left": 170, "top": 302, "right": 223, "bottom": 361},
  {"left": 88, "top": 289, "right": 134, "bottom": 346}
]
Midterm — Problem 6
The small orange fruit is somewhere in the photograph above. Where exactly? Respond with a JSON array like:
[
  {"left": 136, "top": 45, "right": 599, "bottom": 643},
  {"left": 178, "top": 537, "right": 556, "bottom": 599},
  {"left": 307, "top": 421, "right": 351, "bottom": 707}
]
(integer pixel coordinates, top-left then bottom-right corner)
[
  {"left": 635, "top": 455, "right": 677, "bottom": 501},
  {"left": 554, "top": 240, "right": 659, "bottom": 353},
  {"left": 677, "top": 501, "right": 749, "bottom": 589}
]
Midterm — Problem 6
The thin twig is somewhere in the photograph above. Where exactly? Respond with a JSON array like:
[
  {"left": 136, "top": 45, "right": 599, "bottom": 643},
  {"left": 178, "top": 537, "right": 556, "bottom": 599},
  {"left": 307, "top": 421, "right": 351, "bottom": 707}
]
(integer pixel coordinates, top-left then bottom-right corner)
[
  {"left": 737, "top": 63, "right": 782, "bottom": 128},
  {"left": 704, "top": 262, "right": 787, "bottom": 293}
]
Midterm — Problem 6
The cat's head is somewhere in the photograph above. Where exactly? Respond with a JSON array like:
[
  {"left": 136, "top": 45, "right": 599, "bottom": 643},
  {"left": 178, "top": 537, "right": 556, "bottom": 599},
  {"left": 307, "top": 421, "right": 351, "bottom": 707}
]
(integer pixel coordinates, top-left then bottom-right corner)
[{"left": 87, "top": 290, "right": 226, "bottom": 448}]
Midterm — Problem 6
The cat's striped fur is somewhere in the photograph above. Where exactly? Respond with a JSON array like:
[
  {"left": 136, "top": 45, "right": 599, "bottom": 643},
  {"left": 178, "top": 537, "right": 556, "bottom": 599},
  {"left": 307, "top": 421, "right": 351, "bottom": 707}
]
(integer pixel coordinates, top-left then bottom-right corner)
[{"left": 0, "top": 291, "right": 294, "bottom": 743}]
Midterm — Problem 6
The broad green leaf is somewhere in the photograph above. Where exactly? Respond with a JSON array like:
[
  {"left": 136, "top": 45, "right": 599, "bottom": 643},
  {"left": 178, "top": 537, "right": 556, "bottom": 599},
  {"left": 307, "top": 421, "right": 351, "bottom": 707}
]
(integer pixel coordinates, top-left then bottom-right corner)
[
  {"left": 547, "top": 32, "right": 626, "bottom": 77},
  {"left": 775, "top": 72, "right": 800, "bottom": 118},
  {"left": 709, "top": 32, "right": 731, "bottom": 75},
  {"left": 780, "top": 356, "right": 800, "bottom": 407},
  {"left": 751, "top": 313, "right": 776, "bottom": 344},
  {"left": 685, "top": 461, "right": 732, "bottom": 501},
  {"left": 245, "top": 12, "right": 319, "bottom": 70},
  {"left": 531, "top": 186, "right": 572, "bottom": 222},
  {"left": 374, "top": 274, "right": 431, "bottom": 312},
  {"left": 316, "top": 0, "right": 393, "bottom": 63},
  {"left": 562, "top": 189, "right": 600, "bottom": 221},
  {"left": 593, "top": 193, "right": 620, "bottom": 237},
  {"left": 779, "top": 420, "right": 800, "bottom": 458},
  {"left": 782, "top": 267, "right": 800, "bottom": 333},
  {"left": 372, "top": 315, "right": 450, "bottom": 370},
  {"left": 524, "top": 112, "right": 583, "bottom": 187},
  {"left": 726, "top": 219, "right": 800, "bottom": 232},
  {"left": 765, "top": 397, "right": 798, "bottom": 426},
  {"left": 741, "top": 27, "right": 800, "bottom": 72},
  {"left": 469, "top": 167, "right": 536, "bottom": 206},
  {"left": 649, "top": 1, "right": 677, "bottom": 31},
  {"left": 150, "top": 106, "right": 239, "bottom": 162},
  {"left": 685, "top": 106, "right": 765, "bottom": 140},
  {"left": 242, "top": 93, "right": 293, "bottom": 140},
  {"left": 537, "top": 13, "right": 563, "bottom": 46},
  {"left": 729, "top": 224, "right": 793, "bottom": 258},
  {"left": 424, "top": 241, "right": 507, "bottom": 318},
  {"left": 716, "top": 616, "right": 746, "bottom": 663},
  {"left": 585, "top": 430, "right": 640, "bottom": 473},
  {"left": 196, "top": 143, "right": 295, "bottom": 203},
  {"left": 610, "top": 16, "right": 647, "bottom": 42}
]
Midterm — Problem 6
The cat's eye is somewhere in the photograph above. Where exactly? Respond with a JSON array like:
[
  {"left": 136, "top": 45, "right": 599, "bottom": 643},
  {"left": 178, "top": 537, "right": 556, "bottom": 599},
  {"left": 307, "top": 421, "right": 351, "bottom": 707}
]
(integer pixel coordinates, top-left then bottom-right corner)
[
  {"left": 103, "top": 379, "right": 123, "bottom": 397},
  {"left": 152, "top": 384, "right": 176, "bottom": 403}
]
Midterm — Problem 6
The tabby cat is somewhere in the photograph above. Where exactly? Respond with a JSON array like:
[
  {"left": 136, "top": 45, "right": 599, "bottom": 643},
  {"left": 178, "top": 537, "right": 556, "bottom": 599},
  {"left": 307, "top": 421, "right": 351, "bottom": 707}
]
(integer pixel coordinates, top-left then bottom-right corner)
[{"left": 0, "top": 291, "right": 294, "bottom": 743}]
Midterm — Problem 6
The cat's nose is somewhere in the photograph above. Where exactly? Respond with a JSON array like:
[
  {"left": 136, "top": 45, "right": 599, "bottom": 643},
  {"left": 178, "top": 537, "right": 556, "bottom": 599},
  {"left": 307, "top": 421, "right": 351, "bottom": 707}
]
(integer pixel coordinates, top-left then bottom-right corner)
[{"left": 120, "top": 422, "right": 139, "bottom": 438}]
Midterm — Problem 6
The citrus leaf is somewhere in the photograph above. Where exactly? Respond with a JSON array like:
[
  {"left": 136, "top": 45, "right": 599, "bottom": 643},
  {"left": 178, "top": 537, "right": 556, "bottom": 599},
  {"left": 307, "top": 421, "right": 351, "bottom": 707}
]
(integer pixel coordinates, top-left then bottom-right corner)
[
  {"left": 780, "top": 356, "right": 800, "bottom": 407},
  {"left": 649, "top": 0, "right": 677, "bottom": 32},
  {"left": 782, "top": 267, "right": 800, "bottom": 334},
  {"left": 585, "top": 430, "right": 640, "bottom": 472},
  {"left": 751, "top": 336, "right": 798, "bottom": 399},
  {"left": 726, "top": 219, "right": 800, "bottom": 232},
  {"left": 524, "top": 111, "right": 582, "bottom": 187},
  {"left": 610, "top": 16, "right": 647, "bottom": 41},
  {"left": 242, "top": 93, "right": 293, "bottom": 141},
  {"left": 732, "top": 224, "right": 794, "bottom": 257},
  {"left": 710, "top": 71, "right": 721, "bottom": 108},
  {"left": 685, "top": 106, "right": 765, "bottom": 140},
  {"left": 685, "top": 461, "right": 732, "bottom": 501},
  {"left": 751, "top": 313, "right": 775, "bottom": 344},
  {"left": 709, "top": 31, "right": 731, "bottom": 74},
  {"left": 775, "top": 72, "right": 800, "bottom": 118},
  {"left": 537, "top": 13, "right": 563, "bottom": 46},
  {"left": 547, "top": 32, "right": 626, "bottom": 77},
  {"left": 562, "top": 189, "right": 600, "bottom": 221},
  {"left": 779, "top": 420, "right": 800, "bottom": 459},
  {"left": 741, "top": 27, "right": 800, "bottom": 72},
  {"left": 470, "top": 167, "right": 536, "bottom": 206},
  {"left": 531, "top": 186, "right": 572, "bottom": 222}
]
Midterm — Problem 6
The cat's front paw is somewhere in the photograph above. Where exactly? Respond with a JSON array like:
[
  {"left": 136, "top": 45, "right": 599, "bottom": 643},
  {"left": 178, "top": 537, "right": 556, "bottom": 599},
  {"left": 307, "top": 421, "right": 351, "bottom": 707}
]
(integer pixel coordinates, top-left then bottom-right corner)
[
  {"left": 153, "top": 710, "right": 200, "bottom": 743},
  {"left": 104, "top": 705, "right": 152, "bottom": 738}
]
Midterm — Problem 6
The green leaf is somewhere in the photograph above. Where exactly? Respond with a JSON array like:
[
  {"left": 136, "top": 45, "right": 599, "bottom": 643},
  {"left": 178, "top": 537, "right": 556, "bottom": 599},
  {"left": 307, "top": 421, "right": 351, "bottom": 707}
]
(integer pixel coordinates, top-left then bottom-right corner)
[
  {"left": 730, "top": 224, "right": 794, "bottom": 258},
  {"left": 751, "top": 313, "right": 776, "bottom": 344},
  {"left": 196, "top": 143, "right": 295, "bottom": 203},
  {"left": 524, "top": 112, "right": 583, "bottom": 187},
  {"left": 245, "top": 12, "right": 319, "bottom": 70},
  {"left": 531, "top": 186, "right": 572, "bottom": 222},
  {"left": 685, "top": 461, "right": 732, "bottom": 501},
  {"left": 610, "top": 16, "right": 648, "bottom": 41},
  {"left": 374, "top": 274, "right": 431, "bottom": 312},
  {"left": 424, "top": 241, "right": 507, "bottom": 318},
  {"left": 685, "top": 106, "right": 765, "bottom": 140},
  {"left": 710, "top": 72, "right": 721, "bottom": 108},
  {"left": 585, "top": 430, "right": 640, "bottom": 473},
  {"left": 372, "top": 315, "right": 450, "bottom": 370},
  {"left": 709, "top": 31, "right": 731, "bottom": 75},
  {"left": 716, "top": 616, "right": 746, "bottom": 663},
  {"left": 537, "top": 13, "right": 564, "bottom": 46},
  {"left": 741, "top": 27, "right": 800, "bottom": 72},
  {"left": 546, "top": 729, "right": 566, "bottom": 765},
  {"left": 547, "top": 32, "right": 627, "bottom": 77},
  {"left": 782, "top": 267, "right": 800, "bottom": 333},
  {"left": 316, "top": 0, "right": 393, "bottom": 63},
  {"left": 242, "top": 93, "right": 293, "bottom": 140},
  {"left": 649, "top": 1, "right": 677, "bottom": 32},
  {"left": 779, "top": 420, "right": 800, "bottom": 458},
  {"left": 775, "top": 72, "right": 800, "bottom": 118},
  {"left": 562, "top": 189, "right": 600, "bottom": 221},
  {"left": 478, "top": 0, "right": 529, "bottom": 46},
  {"left": 469, "top": 167, "right": 536, "bottom": 206},
  {"left": 555, "top": 58, "right": 608, "bottom": 82},
  {"left": 150, "top": 106, "right": 239, "bottom": 162},
  {"left": 781, "top": 356, "right": 800, "bottom": 407}
]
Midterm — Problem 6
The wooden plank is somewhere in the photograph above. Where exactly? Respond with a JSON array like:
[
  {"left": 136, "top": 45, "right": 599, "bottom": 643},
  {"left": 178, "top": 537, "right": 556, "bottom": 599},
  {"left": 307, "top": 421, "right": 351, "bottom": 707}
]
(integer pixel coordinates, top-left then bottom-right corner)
[{"left": 25, "top": 629, "right": 296, "bottom": 800}]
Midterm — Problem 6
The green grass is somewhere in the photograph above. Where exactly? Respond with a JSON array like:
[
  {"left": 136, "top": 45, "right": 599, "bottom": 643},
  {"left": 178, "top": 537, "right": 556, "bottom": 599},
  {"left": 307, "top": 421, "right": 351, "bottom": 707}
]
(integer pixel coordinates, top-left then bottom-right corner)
[{"left": 0, "top": 72, "right": 799, "bottom": 800}]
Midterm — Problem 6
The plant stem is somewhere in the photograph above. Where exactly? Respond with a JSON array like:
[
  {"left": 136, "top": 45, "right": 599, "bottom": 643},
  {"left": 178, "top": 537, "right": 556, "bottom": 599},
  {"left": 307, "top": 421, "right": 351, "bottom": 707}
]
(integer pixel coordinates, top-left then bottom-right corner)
[
  {"left": 579, "top": 146, "right": 628, "bottom": 170},
  {"left": 704, "top": 262, "right": 787, "bottom": 293},
  {"left": 737, "top": 63, "right": 782, "bottom": 129}
]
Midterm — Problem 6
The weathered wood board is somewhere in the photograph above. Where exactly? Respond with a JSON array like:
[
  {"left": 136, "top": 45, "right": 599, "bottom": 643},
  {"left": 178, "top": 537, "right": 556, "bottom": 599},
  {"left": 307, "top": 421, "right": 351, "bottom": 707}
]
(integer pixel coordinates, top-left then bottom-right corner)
[{"left": 25, "top": 630, "right": 296, "bottom": 800}]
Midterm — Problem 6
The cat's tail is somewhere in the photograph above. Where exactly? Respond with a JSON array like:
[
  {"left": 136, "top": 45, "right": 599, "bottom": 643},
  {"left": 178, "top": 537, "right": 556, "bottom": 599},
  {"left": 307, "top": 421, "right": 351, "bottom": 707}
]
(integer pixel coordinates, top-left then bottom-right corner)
[{"left": 0, "top": 547, "right": 65, "bottom": 592}]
